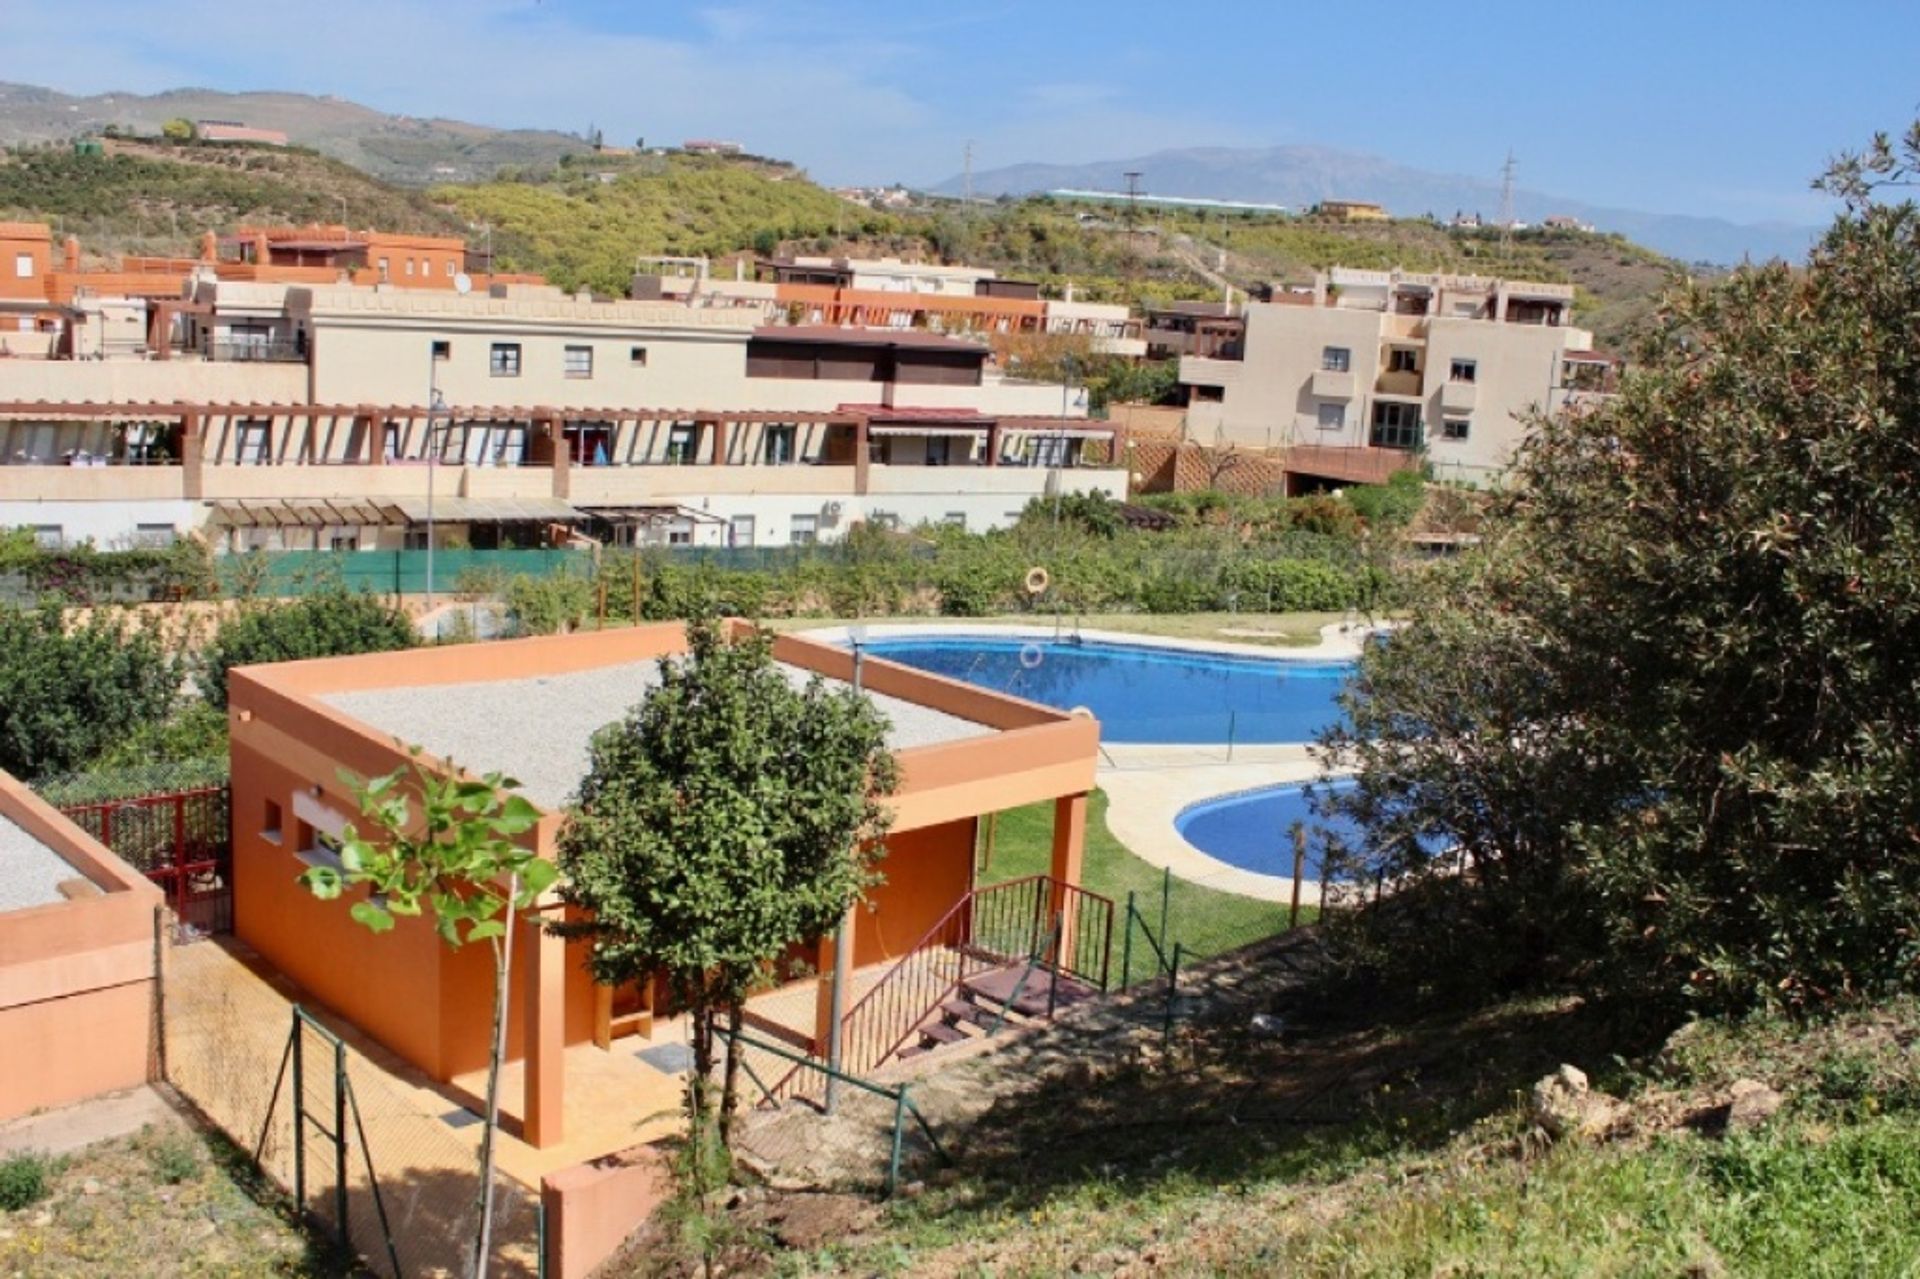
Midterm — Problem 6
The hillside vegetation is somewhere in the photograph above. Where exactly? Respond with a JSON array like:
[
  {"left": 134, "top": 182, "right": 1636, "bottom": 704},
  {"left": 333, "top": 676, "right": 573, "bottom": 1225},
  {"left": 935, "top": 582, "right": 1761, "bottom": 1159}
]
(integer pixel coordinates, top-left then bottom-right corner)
[
  {"left": 0, "top": 136, "right": 1681, "bottom": 350},
  {"left": 0, "top": 139, "right": 465, "bottom": 259}
]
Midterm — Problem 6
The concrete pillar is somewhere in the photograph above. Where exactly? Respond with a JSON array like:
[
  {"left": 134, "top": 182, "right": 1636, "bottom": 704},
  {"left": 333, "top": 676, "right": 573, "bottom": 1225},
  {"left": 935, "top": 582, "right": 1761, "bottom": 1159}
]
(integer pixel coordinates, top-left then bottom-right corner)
[
  {"left": 542, "top": 412, "right": 570, "bottom": 500},
  {"left": 707, "top": 417, "right": 728, "bottom": 466},
  {"left": 1049, "top": 792, "right": 1088, "bottom": 966},
  {"left": 852, "top": 418, "right": 870, "bottom": 496},
  {"left": 523, "top": 914, "right": 566, "bottom": 1148},
  {"left": 810, "top": 902, "right": 856, "bottom": 1058},
  {"left": 180, "top": 411, "right": 203, "bottom": 499},
  {"left": 985, "top": 422, "right": 1002, "bottom": 468}
]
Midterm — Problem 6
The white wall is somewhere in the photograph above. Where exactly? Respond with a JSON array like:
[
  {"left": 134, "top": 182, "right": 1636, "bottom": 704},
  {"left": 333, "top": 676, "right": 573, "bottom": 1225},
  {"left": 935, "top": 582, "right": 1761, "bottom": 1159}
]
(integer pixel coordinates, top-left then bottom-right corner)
[{"left": 0, "top": 499, "right": 198, "bottom": 549}]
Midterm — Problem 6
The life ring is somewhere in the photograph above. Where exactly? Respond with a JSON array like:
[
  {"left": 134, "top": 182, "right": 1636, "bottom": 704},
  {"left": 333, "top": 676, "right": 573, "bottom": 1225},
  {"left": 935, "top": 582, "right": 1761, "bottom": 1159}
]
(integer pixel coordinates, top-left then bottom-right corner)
[
  {"left": 1024, "top": 566, "right": 1051, "bottom": 596},
  {"left": 1019, "top": 643, "right": 1045, "bottom": 670}
]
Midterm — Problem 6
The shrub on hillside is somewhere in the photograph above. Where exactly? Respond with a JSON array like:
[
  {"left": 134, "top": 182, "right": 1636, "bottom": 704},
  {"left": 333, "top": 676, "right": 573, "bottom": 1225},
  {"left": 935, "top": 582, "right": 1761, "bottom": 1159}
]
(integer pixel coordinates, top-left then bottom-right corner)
[
  {"left": 197, "top": 591, "right": 415, "bottom": 709},
  {"left": 1319, "top": 121, "right": 1920, "bottom": 1013}
]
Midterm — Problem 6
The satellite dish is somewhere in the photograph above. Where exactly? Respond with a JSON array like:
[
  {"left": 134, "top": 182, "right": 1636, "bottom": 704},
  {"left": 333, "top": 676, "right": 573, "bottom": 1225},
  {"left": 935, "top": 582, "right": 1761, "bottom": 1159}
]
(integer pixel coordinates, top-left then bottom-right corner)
[{"left": 454, "top": 273, "right": 473, "bottom": 295}]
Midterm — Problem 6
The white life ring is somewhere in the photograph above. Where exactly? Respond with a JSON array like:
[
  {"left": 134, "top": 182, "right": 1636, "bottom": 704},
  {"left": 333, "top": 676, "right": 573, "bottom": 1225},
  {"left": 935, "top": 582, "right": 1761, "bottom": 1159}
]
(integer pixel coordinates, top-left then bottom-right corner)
[
  {"left": 1024, "top": 566, "right": 1051, "bottom": 596},
  {"left": 1019, "top": 643, "right": 1045, "bottom": 670}
]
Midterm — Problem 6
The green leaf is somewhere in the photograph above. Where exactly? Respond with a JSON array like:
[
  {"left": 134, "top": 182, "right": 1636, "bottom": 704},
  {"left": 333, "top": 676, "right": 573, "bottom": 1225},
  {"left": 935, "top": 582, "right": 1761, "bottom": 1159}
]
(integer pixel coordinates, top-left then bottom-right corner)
[
  {"left": 349, "top": 900, "right": 396, "bottom": 933},
  {"left": 466, "top": 920, "right": 507, "bottom": 942},
  {"left": 300, "top": 865, "right": 343, "bottom": 899}
]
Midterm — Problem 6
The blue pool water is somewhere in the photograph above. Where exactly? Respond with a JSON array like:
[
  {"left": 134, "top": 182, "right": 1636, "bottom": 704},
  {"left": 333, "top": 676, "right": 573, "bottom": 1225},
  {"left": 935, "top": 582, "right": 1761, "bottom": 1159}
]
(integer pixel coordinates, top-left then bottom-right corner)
[
  {"left": 1176, "top": 780, "right": 1362, "bottom": 880},
  {"left": 859, "top": 636, "right": 1353, "bottom": 744}
]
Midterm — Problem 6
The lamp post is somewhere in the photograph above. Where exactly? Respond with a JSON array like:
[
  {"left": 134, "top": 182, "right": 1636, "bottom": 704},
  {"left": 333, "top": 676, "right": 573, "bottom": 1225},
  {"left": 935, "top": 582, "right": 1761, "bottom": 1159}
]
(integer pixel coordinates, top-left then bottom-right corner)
[{"left": 426, "top": 346, "right": 448, "bottom": 608}]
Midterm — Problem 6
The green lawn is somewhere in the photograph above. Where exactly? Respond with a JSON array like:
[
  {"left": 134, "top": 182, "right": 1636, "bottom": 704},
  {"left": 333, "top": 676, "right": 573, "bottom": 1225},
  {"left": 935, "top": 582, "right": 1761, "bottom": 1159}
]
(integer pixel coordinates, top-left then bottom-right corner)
[{"left": 975, "top": 791, "right": 1308, "bottom": 986}]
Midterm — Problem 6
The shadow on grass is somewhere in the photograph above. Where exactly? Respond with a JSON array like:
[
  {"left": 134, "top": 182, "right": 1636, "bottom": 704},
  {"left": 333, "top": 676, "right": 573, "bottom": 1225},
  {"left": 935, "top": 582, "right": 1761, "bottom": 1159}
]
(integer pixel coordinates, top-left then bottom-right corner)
[{"left": 898, "top": 932, "right": 1680, "bottom": 1226}]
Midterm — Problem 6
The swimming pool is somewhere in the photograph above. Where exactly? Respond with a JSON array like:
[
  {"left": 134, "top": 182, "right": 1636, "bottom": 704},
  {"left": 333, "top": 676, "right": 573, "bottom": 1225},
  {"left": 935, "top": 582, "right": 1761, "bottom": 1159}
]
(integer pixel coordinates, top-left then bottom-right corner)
[
  {"left": 858, "top": 636, "right": 1353, "bottom": 744},
  {"left": 1175, "top": 780, "right": 1362, "bottom": 880}
]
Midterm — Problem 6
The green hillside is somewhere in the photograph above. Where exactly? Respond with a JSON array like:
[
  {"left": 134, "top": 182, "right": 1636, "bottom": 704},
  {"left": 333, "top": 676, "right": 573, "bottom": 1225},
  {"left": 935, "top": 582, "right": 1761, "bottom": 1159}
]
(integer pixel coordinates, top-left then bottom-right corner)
[{"left": 0, "top": 137, "right": 1679, "bottom": 350}]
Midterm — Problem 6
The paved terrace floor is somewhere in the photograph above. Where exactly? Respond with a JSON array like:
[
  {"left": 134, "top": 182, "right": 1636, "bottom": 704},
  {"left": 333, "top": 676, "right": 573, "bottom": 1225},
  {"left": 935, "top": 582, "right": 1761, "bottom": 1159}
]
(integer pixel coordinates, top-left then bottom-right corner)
[
  {"left": 321, "top": 657, "right": 996, "bottom": 811},
  {"left": 0, "top": 812, "right": 79, "bottom": 912}
]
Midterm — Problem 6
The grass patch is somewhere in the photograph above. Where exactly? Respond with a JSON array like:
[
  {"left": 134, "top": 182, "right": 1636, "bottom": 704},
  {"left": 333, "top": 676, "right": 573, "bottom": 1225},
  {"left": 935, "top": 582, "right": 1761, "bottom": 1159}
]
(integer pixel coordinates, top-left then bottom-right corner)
[{"left": 978, "top": 791, "right": 1308, "bottom": 980}]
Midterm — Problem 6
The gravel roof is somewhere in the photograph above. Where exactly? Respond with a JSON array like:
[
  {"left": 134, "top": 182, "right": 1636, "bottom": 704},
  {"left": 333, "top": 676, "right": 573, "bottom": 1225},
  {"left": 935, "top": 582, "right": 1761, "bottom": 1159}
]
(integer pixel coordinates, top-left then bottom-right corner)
[
  {"left": 0, "top": 811, "right": 78, "bottom": 913},
  {"left": 320, "top": 658, "right": 995, "bottom": 811}
]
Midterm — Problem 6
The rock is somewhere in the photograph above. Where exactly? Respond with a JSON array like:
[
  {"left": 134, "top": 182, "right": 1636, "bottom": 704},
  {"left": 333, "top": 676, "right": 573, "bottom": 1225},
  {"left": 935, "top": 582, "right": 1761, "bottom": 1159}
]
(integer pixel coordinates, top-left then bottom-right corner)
[
  {"left": 81, "top": 1179, "right": 101, "bottom": 1196},
  {"left": 1724, "top": 1079, "right": 1784, "bottom": 1131},
  {"left": 1250, "top": 1013, "right": 1286, "bottom": 1037},
  {"left": 1530, "top": 1064, "right": 1624, "bottom": 1141}
]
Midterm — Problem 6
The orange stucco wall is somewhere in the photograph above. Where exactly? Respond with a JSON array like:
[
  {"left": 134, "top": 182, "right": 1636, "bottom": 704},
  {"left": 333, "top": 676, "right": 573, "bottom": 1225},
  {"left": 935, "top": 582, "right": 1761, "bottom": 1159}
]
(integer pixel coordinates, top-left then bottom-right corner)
[
  {"left": 0, "top": 222, "right": 51, "bottom": 302},
  {"left": 856, "top": 817, "right": 976, "bottom": 968},
  {"left": 542, "top": 1145, "right": 671, "bottom": 1279},
  {"left": 0, "top": 770, "right": 163, "bottom": 1122}
]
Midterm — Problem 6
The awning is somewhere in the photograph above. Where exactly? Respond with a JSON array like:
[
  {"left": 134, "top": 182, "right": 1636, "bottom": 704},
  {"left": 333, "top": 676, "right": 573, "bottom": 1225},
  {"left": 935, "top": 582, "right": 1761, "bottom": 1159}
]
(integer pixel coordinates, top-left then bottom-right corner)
[
  {"left": 579, "top": 504, "right": 728, "bottom": 526},
  {"left": 208, "top": 499, "right": 408, "bottom": 529},
  {"left": 388, "top": 496, "right": 582, "bottom": 525},
  {"left": 868, "top": 424, "right": 990, "bottom": 438}
]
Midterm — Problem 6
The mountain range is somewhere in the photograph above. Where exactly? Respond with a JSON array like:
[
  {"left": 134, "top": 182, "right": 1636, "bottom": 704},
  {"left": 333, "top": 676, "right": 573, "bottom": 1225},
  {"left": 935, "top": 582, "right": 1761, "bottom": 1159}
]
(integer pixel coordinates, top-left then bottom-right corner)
[
  {"left": 0, "top": 82, "right": 589, "bottom": 185},
  {"left": 934, "top": 145, "right": 1823, "bottom": 266}
]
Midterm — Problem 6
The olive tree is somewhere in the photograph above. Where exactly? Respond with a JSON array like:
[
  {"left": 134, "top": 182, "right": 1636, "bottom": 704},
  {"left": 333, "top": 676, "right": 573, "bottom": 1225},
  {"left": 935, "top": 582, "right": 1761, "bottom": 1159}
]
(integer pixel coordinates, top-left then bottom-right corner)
[
  {"left": 301, "top": 754, "right": 553, "bottom": 1279},
  {"left": 554, "top": 618, "right": 897, "bottom": 1180},
  {"left": 1319, "top": 119, "right": 1920, "bottom": 1014}
]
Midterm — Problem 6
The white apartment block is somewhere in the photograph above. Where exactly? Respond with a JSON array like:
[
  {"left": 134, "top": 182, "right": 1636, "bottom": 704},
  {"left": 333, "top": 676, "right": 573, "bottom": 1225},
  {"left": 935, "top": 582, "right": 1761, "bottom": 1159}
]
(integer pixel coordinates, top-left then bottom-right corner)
[
  {"left": 0, "top": 281, "right": 1122, "bottom": 553},
  {"left": 1180, "top": 268, "right": 1609, "bottom": 486}
]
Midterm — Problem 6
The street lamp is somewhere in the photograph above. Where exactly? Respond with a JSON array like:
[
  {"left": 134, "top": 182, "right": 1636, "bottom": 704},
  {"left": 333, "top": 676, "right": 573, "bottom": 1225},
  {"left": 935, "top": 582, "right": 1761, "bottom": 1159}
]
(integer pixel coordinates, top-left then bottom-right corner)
[{"left": 425, "top": 343, "right": 449, "bottom": 608}]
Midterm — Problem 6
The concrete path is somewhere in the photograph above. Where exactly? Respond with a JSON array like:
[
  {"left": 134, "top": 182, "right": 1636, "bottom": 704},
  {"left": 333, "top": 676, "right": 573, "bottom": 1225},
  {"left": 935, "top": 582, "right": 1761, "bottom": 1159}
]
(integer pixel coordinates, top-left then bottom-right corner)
[{"left": 0, "top": 1086, "right": 183, "bottom": 1158}]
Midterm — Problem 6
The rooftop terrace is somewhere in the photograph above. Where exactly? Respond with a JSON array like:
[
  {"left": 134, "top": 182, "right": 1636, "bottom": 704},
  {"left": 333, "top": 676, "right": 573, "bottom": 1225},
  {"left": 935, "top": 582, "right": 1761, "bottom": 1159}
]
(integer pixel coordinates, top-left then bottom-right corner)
[{"left": 0, "top": 811, "right": 78, "bottom": 912}]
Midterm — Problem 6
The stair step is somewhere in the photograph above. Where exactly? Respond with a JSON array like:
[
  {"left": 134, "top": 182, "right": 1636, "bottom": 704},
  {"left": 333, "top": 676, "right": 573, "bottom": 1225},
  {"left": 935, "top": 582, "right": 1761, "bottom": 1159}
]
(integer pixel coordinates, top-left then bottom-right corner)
[
  {"left": 962, "top": 964, "right": 1096, "bottom": 1018},
  {"left": 939, "top": 999, "right": 994, "bottom": 1028},
  {"left": 917, "top": 1021, "right": 969, "bottom": 1047}
]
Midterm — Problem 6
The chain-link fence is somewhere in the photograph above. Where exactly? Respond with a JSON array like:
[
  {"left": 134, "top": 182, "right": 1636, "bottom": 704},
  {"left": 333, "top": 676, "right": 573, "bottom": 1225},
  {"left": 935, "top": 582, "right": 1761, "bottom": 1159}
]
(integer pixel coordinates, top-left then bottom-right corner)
[{"left": 158, "top": 917, "right": 543, "bottom": 1277}]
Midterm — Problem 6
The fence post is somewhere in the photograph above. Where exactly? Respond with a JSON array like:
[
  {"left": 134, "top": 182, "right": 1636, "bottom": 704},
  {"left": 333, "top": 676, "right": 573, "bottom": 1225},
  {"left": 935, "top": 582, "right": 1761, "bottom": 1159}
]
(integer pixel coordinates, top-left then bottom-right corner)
[
  {"left": 291, "top": 1008, "right": 306, "bottom": 1215},
  {"left": 333, "top": 1036, "right": 349, "bottom": 1256},
  {"left": 1289, "top": 823, "right": 1307, "bottom": 930},
  {"left": 1121, "top": 891, "right": 1135, "bottom": 989},
  {"left": 1159, "top": 866, "right": 1172, "bottom": 964},
  {"left": 152, "top": 904, "right": 168, "bottom": 1083},
  {"left": 172, "top": 796, "right": 188, "bottom": 918},
  {"left": 1162, "top": 943, "right": 1183, "bottom": 1047},
  {"left": 888, "top": 1085, "right": 910, "bottom": 1196}
]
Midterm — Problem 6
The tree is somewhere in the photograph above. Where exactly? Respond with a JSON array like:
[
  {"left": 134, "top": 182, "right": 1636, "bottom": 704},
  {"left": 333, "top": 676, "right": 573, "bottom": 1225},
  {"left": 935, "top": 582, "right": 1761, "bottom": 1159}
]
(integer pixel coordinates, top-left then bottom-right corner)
[
  {"left": 0, "top": 604, "right": 178, "bottom": 779},
  {"left": 197, "top": 590, "right": 415, "bottom": 709},
  {"left": 554, "top": 618, "right": 897, "bottom": 1185},
  {"left": 301, "top": 755, "right": 553, "bottom": 1279},
  {"left": 1318, "top": 118, "right": 1920, "bottom": 1014},
  {"left": 160, "top": 118, "right": 195, "bottom": 143}
]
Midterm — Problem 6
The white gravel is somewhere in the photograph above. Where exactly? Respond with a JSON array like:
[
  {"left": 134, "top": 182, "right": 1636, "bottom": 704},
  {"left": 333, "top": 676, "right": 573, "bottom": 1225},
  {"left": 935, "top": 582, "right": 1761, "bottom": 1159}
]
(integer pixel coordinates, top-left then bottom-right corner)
[
  {"left": 320, "top": 657, "right": 993, "bottom": 810},
  {"left": 0, "top": 812, "right": 79, "bottom": 912}
]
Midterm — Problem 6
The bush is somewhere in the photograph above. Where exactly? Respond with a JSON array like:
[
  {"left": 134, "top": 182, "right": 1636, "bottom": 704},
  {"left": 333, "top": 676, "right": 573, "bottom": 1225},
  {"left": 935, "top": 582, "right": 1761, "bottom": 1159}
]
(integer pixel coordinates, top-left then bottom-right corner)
[
  {"left": 0, "top": 605, "right": 179, "bottom": 779},
  {"left": 144, "top": 1132, "right": 200, "bottom": 1185},
  {"left": 197, "top": 590, "right": 415, "bottom": 709},
  {"left": 504, "top": 569, "right": 594, "bottom": 635},
  {"left": 0, "top": 1150, "right": 52, "bottom": 1211}
]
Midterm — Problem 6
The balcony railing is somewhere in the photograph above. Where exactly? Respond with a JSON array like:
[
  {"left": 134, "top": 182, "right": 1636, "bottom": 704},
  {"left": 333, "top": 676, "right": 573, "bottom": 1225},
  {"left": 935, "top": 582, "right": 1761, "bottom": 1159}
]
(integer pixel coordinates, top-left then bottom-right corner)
[{"left": 204, "top": 341, "right": 306, "bottom": 363}]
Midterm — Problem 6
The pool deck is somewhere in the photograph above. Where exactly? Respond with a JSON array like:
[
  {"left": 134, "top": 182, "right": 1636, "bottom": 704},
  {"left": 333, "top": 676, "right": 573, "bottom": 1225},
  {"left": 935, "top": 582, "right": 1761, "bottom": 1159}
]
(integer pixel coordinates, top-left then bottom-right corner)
[{"left": 800, "top": 621, "right": 1374, "bottom": 906}]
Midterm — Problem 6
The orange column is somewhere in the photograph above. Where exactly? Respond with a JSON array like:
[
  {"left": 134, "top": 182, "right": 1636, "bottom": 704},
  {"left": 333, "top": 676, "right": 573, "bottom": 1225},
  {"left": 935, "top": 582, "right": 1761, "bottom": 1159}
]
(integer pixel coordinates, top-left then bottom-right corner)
[
  {"left": 1049, "top": 792, "right": 1089, "bottom": 967},
  {"left": 853, "top": 418, "right": 870, "bottom": 496},
  {"left": 179, "top": 411, "right": 203, "bottom": 499},
  {"left": 543, "top": 412, "right": 570, "bottom": 500},
  {"left": 986, "top": 423, "right": 1002, "bottom": 468},
  {"left": 708, "top": 418, "right": 728, "bottom": 466},
  {"left": 523, "top": 915, "right": 566, "bottom": 1148}
]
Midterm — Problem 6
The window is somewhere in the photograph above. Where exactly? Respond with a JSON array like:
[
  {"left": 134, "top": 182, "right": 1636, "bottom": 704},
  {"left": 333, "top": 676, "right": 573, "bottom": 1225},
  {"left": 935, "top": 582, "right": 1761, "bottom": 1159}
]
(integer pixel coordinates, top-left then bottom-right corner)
[
  {"left": 329, "top": 531, "right": 361, "bottom": 552},
  {"left": 262, "top": 800, "right": 283, "bottom": 845},
  {"left": 1316, "top": 403, "right": 1345, "bottom": 430},
  {"left": 1449, "top": 358, "right": 1477, "bottom": 383},
  {"left": 404, "top": 526, "right": 431, "bottom": 550},
  {"left": 489, "top": 343, "right": 521, "bottom": 377},
  {"left": 1388, "top": 347, "right": 1419, "bottom": 374},
  {"left": 431, "top": 339, "right": 451, "bottom": 361},
  {"left": 630, "top": 346, "right": 648, "bottom": 367},
  {"left": 789, "top": 514, "right": 818, "bottom": 545},
  {"left": 1441, "top": 418, "right": 1471, "bottom": 441},
  {"left": 445, "top": 260, "right": 456, "bottom": 278},
  {"left": 13, "top": 252, "right": 32, "bottom": 279},
  {"left": 31, "top": 525, "right": 62, "bottom": 551},
  {"left": 235, "top": 419, "right": 271, "bottom": 465},
  {"left": 377, "top": 257, "right": 390, "bottom": 281},
  {"left": 867, "top": 510, "right": 899, "bottom": 531},
  {"left": 925, "top": 436, "right": 954, "bottom": 467},
  {"left": 404, "top": 258, "right": 415, "bottom": 277},
  {"left": 665, "top": 423, "right": 699, "bottom": 465},
  {"left": 729, "top": 515, "right": 756, "bottom": 547},
  {"left": 1320, "top": 346, "right": 1350, "bottom": 373},
  {"left": 564, "top": 345, "right": 594, "bottom": 379},
  {"left": 1370, "top": 402, "right": 1423, "bottom": 450},
  {"left": 761, "top": 424, "right": 797, "bottom": 465},
  {"left": 133, "top": 523, "right": 177, "bottom": 548},
  {"left": 943, "top": 512, "right": 967, "bottom": 529},
  {"left": 666, "top": 517, "right": 694, "bottom": 546}
]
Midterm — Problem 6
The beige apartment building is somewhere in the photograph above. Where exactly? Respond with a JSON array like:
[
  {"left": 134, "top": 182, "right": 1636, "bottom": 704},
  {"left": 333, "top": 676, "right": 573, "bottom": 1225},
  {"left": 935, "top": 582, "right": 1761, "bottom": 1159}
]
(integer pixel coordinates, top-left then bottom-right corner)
[
  {"left": 0, "top": 279, "right": 1122, "bottom": 551},
  {"left": 1179, "top": 268, "right": 1610, "bottom": 485}
]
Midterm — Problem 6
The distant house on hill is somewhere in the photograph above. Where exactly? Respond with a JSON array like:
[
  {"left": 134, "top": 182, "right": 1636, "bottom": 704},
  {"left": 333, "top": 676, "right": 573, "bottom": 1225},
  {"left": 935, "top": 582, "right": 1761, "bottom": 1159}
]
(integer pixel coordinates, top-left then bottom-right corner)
[
  {"left": 1317, "top": 199, "right": 1389, "bottom": 222},
  {"left": 682, "top": 139, "right": 743, "bottom": 156},
  {"left": 196, "top": 120, "right": 290, "bottom": 146}
]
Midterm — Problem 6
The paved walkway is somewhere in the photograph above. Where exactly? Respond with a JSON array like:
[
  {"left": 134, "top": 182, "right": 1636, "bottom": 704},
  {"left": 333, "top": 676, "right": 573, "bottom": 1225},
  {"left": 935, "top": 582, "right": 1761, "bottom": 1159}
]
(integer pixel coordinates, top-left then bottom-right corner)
[{"left": 0, "top": 1086, "right": 182, "bottom": 1158}]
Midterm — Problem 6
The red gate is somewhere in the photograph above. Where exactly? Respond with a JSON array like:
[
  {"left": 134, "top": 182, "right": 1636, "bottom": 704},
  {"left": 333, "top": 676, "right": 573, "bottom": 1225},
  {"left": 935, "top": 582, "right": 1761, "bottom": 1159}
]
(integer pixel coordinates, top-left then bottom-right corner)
[{"left": 59, "top": 785, "right": 232, "bottom": 933}]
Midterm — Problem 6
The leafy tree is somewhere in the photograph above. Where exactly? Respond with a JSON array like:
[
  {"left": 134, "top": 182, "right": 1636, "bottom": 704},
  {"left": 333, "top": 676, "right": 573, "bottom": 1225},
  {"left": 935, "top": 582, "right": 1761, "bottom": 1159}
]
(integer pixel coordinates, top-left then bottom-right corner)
[
  {"left": 554, "top": 618, "right": 898, "bottom": 1184},
  {"left": 160, "top": 118, "right": 195, "bottom": 143},
  {"left": 302, "top": 755, "right": 553, "bottom": 1279},
  {"left": 0, "top": 605, "right": 178, "bottom": 779},
  {"left": 197, "top": 590, "right": 415, "bottom": 709},
  {"left": 1318, "top": 119, "right": 1920, "bottom": 1014}
]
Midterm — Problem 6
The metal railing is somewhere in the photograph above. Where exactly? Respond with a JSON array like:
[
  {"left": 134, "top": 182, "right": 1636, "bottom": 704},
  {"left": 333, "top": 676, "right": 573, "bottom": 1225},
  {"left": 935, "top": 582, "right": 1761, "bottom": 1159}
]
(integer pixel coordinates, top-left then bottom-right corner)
[
  {"left": 771, "top": 875, "right": 1112, "bottom": 1099},
  {"left": 204, "top": 340, "right": 306, "bottom": 363},
  {"left": 59, "top": 784, "right": 232, "bottom": 933}
]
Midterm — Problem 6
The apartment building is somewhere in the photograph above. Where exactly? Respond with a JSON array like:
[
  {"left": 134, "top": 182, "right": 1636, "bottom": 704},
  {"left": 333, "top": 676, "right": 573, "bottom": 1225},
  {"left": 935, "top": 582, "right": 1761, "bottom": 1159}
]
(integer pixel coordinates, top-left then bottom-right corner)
[
  {"left": 1179, "top": 268, "right": 1607, "bottom": 486},
  {"left": 0, "top": 280, "right": 1121, "bottom": 552}
]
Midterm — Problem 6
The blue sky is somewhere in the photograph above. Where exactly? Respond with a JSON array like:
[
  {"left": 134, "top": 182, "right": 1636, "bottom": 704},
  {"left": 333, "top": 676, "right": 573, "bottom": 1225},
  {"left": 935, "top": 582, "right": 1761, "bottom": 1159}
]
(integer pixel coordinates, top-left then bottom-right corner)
[{"left": 6, "top": 0, "right": 1915, "bottom": 226}]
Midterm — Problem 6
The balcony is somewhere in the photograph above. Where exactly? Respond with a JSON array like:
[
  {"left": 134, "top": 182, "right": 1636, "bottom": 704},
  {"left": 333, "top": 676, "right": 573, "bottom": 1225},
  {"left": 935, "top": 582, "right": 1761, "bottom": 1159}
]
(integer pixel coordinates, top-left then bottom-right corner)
[
  {"left": 1311, "top": 369, "right": 1356, "bottom": 400},
  {"left": 204, "top": 340, "right": 306, "bottom": 364},
  {"left": 1374, "top": 369, "right": 1422, "bottom": 398},
  {"left": 1439, "top": 380, "right": 1478, "bottom": 413}
]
